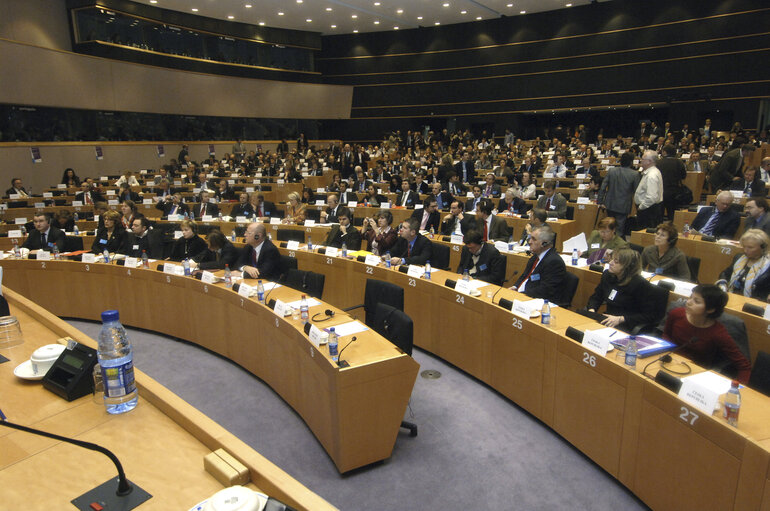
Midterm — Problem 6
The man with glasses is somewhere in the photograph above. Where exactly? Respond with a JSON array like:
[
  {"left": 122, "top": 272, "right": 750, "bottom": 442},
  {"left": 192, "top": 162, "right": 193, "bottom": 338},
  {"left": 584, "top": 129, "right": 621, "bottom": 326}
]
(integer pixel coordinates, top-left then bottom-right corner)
[
  {"left": 456, "top": 230, "right": 505, "bottom": 285},
  {"left": 389, "top": 218, "right": 433, "bottom": 266},
  {"left": 236, "top": 222, "right": 280, "bottom": 280},
  {"left": 691, "top": 190, "right": 741, "bottom": 239}
]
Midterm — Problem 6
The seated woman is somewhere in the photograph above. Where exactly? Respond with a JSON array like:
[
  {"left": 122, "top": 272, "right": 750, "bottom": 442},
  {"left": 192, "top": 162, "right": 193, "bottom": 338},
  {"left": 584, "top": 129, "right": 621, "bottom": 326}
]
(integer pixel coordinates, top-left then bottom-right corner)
[
  {"left": 282, "top": 192, "right": 306, "bottom": 225},
  {"left": 362, "top": 184, "right": 387, "bottom": 207},
  {"left": 583, "top": 217, "right": 628, "bottom": 264},
  {"left": 191, "top": 229, "right": 239, "bottom": 271},
  {"left": 363, "top": 210, "right": 398, "bottom": 255},
  {"left": 388, "top": 175, "right": 403, "bottom": 194},
  {"left": 90, "top": 210, "right": 126, "bottom": 254},
  {"left": 61, "top": 168, "right": 81, "bottom": 187},
  {"left": 301, "top": 187, "right": 316, "bottom": 204},
  {"left": 718, "top": 229, "right": 770, "bottom": 301},
  {"left": 120, "top": 200, "right": 138, "bottom": 230},
  {"left": 640, "top": 222, "right": 691, "bottom": 280},
  {"left": 586, "top": 248, "right": 658, "bottom": 331},
  {"left": 53, "top": 210, "right": 75, "bottom": 232},
  {"left": 498, "top": 188, "right": 527, "bottom": 215},
  {"left": 326, "top": 173, "right": 342, "bottom": 193},
  {"left": 168, "top": 219, "right": 207, "bottom": 261},
  {"left": 663, "top": 285, "right": 752, "bottom": 383}
]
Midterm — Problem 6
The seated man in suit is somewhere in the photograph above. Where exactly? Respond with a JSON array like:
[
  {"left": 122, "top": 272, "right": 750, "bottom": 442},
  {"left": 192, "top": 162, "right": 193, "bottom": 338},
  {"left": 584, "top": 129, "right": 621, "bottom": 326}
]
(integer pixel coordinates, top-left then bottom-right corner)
[
  {"left": 154, "top": 178, "right": 175, "bottom": 201},
  {"left": 412, "top": 173, "right": 430, "bottom": 195},
  {"left": 117, "top": 183, "right": 141, "bottom": 203},
  {"left": 464, "top": 185, "right": 484, "bottom": 213},
  {"left": 191, "top": 229, "right": 240, "bottom": 271},
  {"left": 481, "top": 172, "right": 502, "bottom": 198},
  {"left": 536, "top": 180, "right": 568, "bottom": 218},
  {"left": 121, "top": 215, "right": 151, "bottom": 258},
  {"left": 324, "top": 207, "right": 362, "bottom": 250},
  {"left": 229, "top": 193, "right": 253, "bottom": 218},
  {"left": 5, "top": 177, "right": 29, "bottom": 198},
  {"left": 337, "top": 180, "right": 358, "bottom": 205},
  {"left": 441, "top": 200, "right": 476, "bottom": 237},
  {"left": 476, "top": 199, "right": 510, "bottom": 242},
  {"left": 250, "top": 193, "right": 277, "bottom": 220},
  {"left": 351, "top": 166, "right": 373, "bottom": 193},
  {"left": 156, "top": 192, "right": 190, "bottom": 218},
  {"left": 457, "top": 230, "right": 506, "bottom": 285},
  {"left": 236, "top": 222, "right": 281, "bottom": 280},
  {"left": 743, "top": 197, "right": 770, "bottom": 236},
  {"left": 389, "top": 217, "right": 433, "bottom": 266},
  {"left": 193, "top": 191, "right": 220, "bottom": 219},
  {"left": 320, "top": 193, "right": 341, "bottom": 223},
  {"left": 430, "top": 182, "right": 453, "bottom": 211},
  {"left": 511, "top": 225, "right": 566, "bottom": 303},
  {"left": 75, "top": 181, "right": 105, "bottom": 205},
  {"left": 729, "top": 167, "right": 767, "bottom": 197},
  {"left": 445, "top": 172, "right": 466, "bottom": 197},
  {"left": 396, "top": 179, "right": 419, "bottom": 208},
  {"left": 411, "top": 197, "right": 440, "bottom": 233},
  {"left": 22, "top": 213, "right": 66, "bottom": 252},
  {"left": 691, "top": 190, "right": 741, "bottom": 239}
]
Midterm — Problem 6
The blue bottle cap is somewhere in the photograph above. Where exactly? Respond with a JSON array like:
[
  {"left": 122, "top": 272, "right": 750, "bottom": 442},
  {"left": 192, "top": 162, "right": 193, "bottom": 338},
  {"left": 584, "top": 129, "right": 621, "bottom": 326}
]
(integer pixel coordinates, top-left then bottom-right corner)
[
  {"left": 329, "top": 327, "right": 335, "bottom": 332},
  {"left": 101, "top": 310, "right": 119, "bottom": 322}
]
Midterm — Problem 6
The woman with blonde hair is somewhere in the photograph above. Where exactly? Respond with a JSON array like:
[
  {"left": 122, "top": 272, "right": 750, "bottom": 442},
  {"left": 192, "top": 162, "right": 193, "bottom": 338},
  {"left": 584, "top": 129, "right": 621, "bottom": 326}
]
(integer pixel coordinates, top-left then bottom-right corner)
[
  {"left": 282, "top": 191, "right": 306, "bottom": 225},
  {"left": 718, "top": 229, "right": 770, "bottom": 301}
]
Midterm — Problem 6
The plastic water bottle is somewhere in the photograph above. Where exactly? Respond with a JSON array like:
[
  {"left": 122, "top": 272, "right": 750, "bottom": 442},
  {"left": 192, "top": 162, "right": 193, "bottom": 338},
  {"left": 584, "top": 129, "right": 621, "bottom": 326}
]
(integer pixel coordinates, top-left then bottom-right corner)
[
  {"left": 463, "top": 269, "right": 470, "bottom": 282},
  {"left": 231, "top": 230, "right": 236, "bottom": 242},
  {"left": 184, "top": 211, "right": 189, "bottom": 219},
  {"left": 429, "top": 225, "right": 435, "bottom": 238},
  {"left": 541, "top": 299, "right": 551, "bottom": 325},
  {"left": 97, "top": 310, "right": 138, "bottom": 414},
  {"left": 256, "top": 280, "right": 265, "bottom": 303},
  {"left": 328, "top": 327, "right": 339, "bottom": 363},
  {"left": 624, "top": 335, "right": 638, "bottom": 370},
  {"left": 341, "top": 242, "right": 347, "bottom": 258},
  {"left": 424, "top": 260, "right": 431, "bottom": 280},
  {"left": 307, "top": 235, "right": 313, "bottom": 251},
  {"left": 724, "top": 380, "right": 741, "bottom": 426},
  {"left": 141, "top": 250, "right": 149, "bottom": 268},
  {"left": 73, "top": 224, "right": 79, "bottom": 235},
  {"left": 183, "top": 258, "right": 191, "bottom": 276},
  {"left": 20, "top": 225, "right": 26, "bottom": 235},
  {"left": 12, "top": 238, "right": 20, "bottom": 259},
  {"left": 384, "top": 251, "right": 392, "bottom": 268},
  {"left": 683, "top": 223, "right": 690, "bottom": 238},
  {"left": 52, "top": 244, "right": 60, "bottom": 260},
  {"left": 73, "top": 212, "right": 79, "bottom": 222},
  {"left": 572, "top": 248, "right": 579, "bottom": 265},
  {"left": 224, "top": 264, "right": 232, "bottom": 288},
  {"left": 300, "top": 294, "right": 309, "bottom": 324},
  {"left": 103, "top": 249, "right": 110, "bottom": 263}
]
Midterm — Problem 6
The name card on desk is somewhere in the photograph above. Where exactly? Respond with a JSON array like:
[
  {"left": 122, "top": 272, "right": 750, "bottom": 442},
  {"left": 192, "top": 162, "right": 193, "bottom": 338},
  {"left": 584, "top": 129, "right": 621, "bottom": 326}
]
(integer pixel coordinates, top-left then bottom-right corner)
[
  {"left": 108, "top": 199, "right": 119, "bottom": 206},
  {"left": 232, "top": 216, "right": 246, "bottom": 224},
  {"left": 381, "top": 202, "right": 391, "bottom": 209},
  {"left": 174, "top": 180, "right": 182, "bottom": 186},
  {"left": 582, "top": 328, "right": 615, "bottom": 356},
  {"left": 270, "top": 217, "right": 281, "bottom": 225},
  {"left": 101, "top": 176, "right": 109, "bottom": 182},
  {"left": 455, "top": 279, "right": 473, "bottom": 295},
  {"left": 763, "top": 305, "right": 770, "bottom": 320},
  {"left": 304, "top": 219, "right": 315, "bottom": 226},
  {"left": 308, "top": 325, "right": 328, "bottom": 348},
  {"left": 72, "top": 201, "right": 83, "bottom": 207},
  {"left": 543, "top": 172, "right": 555, "bottom": 179},
  {"left": 576, "top": 197, "right": 590, "bottom": 204},
  {"left": 494, "top": 241, "right": 509, "bottom": 253},
  {"left": 37, "top": 251, "right": 51, "bottom": 261},
  {"left": 164, "top": 263, "right": 184, "bottom": 276},
  {"left": 201, "top": 271, "right": 216, "bottom": 284},
  {"left": 511, "top": 299, "right": 532, "bottom": 318},
  {"left": 273, "top": 299, "right": 290, "bottom": 317},
  {"left": 14, "top": 217, "right": 27, "bottom": 225},
  {"left": 237, "top": 282, "right": 252, "bottom": 298},
  {"left": 106, "top": 189, "right": 115, "bottom": 196},
  {"left": 82, "top": 253, "right": 96, "bottom": 263},
  {"left": 7, "top": 194, "right": 20, "bottom": 200},
  {"left": 326, "top": 247, "right": 339, "bottom": 257},
  {"left": 315, "top": 200, "right": 325, "bottom": 206},
  {"left": 7, "top": 230, "right": 22, "bottom": 238},
  {"left": 169, "top": 214, "right": 184, "bottom": 221},
  {"left": 678, "top": 380, "right": 719, "bottom": 415},
  {"left": 245, "top": 187, "right": 255, "bottom": 193},
  {"left": 43, "top": 192, "right": 53, "bottom": 198},
  {"left": 57, "top": 184, "right": 67, "bottom": 189},
  {"left": 365, "top": 254, "right": 381, "bottom": 266},
  {"left": 286, "top": 240, "right": 300, "bottom": 250},
  {"left": 407, "top": 265, "right": 424, "bottom": 278},
  {"left": 124, "top": 256, "right": 139, "bottom": 268},
  {"left": 729, "top": 190, "right": 744, "bottom": 199},
  {"left": 143, "top": 199, "right": 153, "bottom": 205},
  {"left": 277, "top": 179, "right": 285, "bottom": 184},
  {"left": 348, "top": 201, "right": 358, "bottom": 208},
  {"left": 450, "top": 234, "right": 464, "bottom": 245},
  {"left": 577, "top": 184, "right": 588, "bottom": 190},
  {"left": 202, "top": 215, "right": 214, "bottom": 222},
  {"left": 316, "top": 188, "right": 325, "bottom": 193},
  {"left": 575, "top": 173, "right": 586, "bottom": 179}
]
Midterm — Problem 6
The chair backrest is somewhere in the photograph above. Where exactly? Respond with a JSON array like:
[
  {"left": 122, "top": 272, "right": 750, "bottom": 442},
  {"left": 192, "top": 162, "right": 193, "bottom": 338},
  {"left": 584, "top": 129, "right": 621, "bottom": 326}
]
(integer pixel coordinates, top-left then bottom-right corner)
[
  {"left": 372, "top": 303, "right": 414, "bottom": 356},
  {"left": 560, "top": 271, "right": 580, "bottom": 308},
  {"left": 629, "top": 243, "right": 644, "bottom": 255},
  {"left": 276, "top": 229, "right": 305, "bottom": 243},
  {"left": 282, "top": 269, "right": 325, "bottom": 299},
  {"left": 565, "top": 206, "right": 575, "bottom": 220},
  {"left": 686, "top": 256, "right": 701, "bottom": 283},
  {"left": 430, "top": 243, "right": 450, "bottom": 271},
  {"left": 643, "top": 283, "right": 670, "bottom": 334},
  {"left": 278, "top": 254, "right": 298, "bottom": 278},
  {"left": 63, "top": 235, "right": 83, "bottom": 253},
  {"left": 146, "top": 227, "right": 167, "bottom": 259},
  {"left": 364, "top": 279, "right": 404, "bottom": 326},
  {"left": 749, "top": 351, "right": 770, "bottom": 397},
  {"left": 717, "top": 312, "right": 751, "bottom": 363},
  {"left": 305, "top": 208, "right": 321, "bottom": 222}
]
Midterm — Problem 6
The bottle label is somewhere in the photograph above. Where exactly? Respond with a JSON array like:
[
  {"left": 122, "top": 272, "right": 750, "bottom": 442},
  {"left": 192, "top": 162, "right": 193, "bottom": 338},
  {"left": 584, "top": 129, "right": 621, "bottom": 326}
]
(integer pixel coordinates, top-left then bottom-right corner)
[
  {"left": 625, "top": 353, "right": 637, "bottom": 367},
  {"left": 541, "top": 313, "right": 550, "bottom": 325},
  {"left": 101, "top": 360, "right": 136, "bottom": 398},
  {"left": 329, "top": 341, "right": 338, "bottom": 356}
]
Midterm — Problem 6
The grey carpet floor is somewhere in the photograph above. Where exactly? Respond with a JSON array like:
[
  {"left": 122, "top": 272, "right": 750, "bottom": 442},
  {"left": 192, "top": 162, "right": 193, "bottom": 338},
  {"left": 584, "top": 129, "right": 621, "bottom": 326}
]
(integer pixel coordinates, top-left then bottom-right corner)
[{"left": 66, "top": 319, "right": 648, "bottom": 511}]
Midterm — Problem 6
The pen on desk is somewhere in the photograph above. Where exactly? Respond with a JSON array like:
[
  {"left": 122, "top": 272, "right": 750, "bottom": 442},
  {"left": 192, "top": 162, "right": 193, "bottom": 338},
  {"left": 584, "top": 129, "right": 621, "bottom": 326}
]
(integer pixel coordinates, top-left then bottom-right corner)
[{"left": 609, "top": 330, "right": 617, "bottom": 337}]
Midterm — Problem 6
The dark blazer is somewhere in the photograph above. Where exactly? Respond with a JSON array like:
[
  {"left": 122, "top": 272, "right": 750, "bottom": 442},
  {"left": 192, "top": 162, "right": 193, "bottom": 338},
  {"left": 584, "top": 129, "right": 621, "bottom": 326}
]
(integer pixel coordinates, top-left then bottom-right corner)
[
  {"left": 441, "top": 215, "right": 477, "bottom": 236},
  {"left": 5, "top": 187, "right": 28, "bottom": 198},
  {"left": 744, "top": 213, "right": 770, "bottom": 236},
  {"left": 498, "top": 196, "right": 528, "bottom": 214},
  {"left": 478, "top": 215, "right": 511, "bottom": 242},
  {"left": 464, "top": 196, "right": 483, "bottom": 212},
  {"left": 395, "top": 190, "right": 419, "bottom": 208},
  {"left": 691, "top": 206, "right": 741, "bottom": 239},
  {"left": 324, "top": 225, "right": 363, "bottom": 250},
  {"left": 657, "top": 156, "right": 687, "bottom": 193},
  {"left": 118, "top": 190, "right": 142, "bottom": 203},
  {"left": 586, "top": 272, "right": 659, "bottom": 331},
  {"left": 90, "top": 227, "right": 126, "bottom": 254},
  {"left": 75, "top": 190, "right": 105, "bottom": 204},
  {"left": 351, "top": 179, "right": 373, "bottom": 193},
  {"left": 513, "top": 248, "right": 566, "bottom": 303},
  {"left": 338, "top": 191, "right": 358, "bottom": 205},
  {"left": 390, "top": 234, "right": 433, "bottom": 266},
  {"left": 729, "top": 178, "right": 766, "bottom": 197},
  {"left": 229, "top": 203, "right": 254, "bottom": 218},
  {"left": 193, "top": 240, "right": 239, "bottom": 270},
  {"left": 433, "top": 191, "right": 453, "bottom": 210},
  {"left": 457, "top": 243, "right": 506, "bottom": 285},
  {"left": 22, "top": 227, "right": 66, "bottom": 252},
  {"left": 120, "top": 232, "right": 151, "bottom": 258},
  {"left": 719, "top": 253, "right": 770, "bottom": 300},
  {"left": 324, "top": 205, "right": 341, "bottom": 223},
  {"left": 252, "top": 201, "right": 277, "bottom": 218},
  {"left": 193, "top": 202, "right": 220, "bottom": 218},
  {"left": 455, "top": 160, "right": 476, "bottom": 183},
  {"left": 155, "top": 200, "right": 190, "bottom": 218},
  {"left": 413, "top": 181, "right": 429, "bottom": 195},
  {"left": 709, "top": 148, "right": 744, "bottom": 192},
  {"left": 236, "top": 240, "right": 281, "bottom": 280},
  {"left": 169, "top": 235, "right": 207, "bottom": 261},
  {"left": 410, "top": 208, "right": 440, "bottom": 233}
]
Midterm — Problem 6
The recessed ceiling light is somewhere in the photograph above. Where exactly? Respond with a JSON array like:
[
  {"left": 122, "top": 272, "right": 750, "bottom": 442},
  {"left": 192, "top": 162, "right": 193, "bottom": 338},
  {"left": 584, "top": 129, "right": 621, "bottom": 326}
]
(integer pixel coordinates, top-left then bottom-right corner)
[
  {"left": 278, "top": 11, "right": 284, "bottom": 15},
  {"left": 507, "top": 3, "right": 513, "bottom": 6},
  {"left": 326, "top": 7, "right": 332, "bottom": 11},
  {"left": 476, "top": 16, "right": 482, "bottom": 19},
  {"left": 396, "top": 9, "right": 403, "bottom": 14},
  {"left": 351, "top": 14, "right": 358, "bottom": 18},
  {"left": 297, "top": 0, "right": 303, "bottom": 3},
  {"left": 394, "top": 26, "right": 399, "bottom": 30},
  {"left": 460, "top": 10, "right": 466, "bottom": 14},
  {"left": 227, "top": 15, "right": 234, "bottom": 19},
  {"left": 565, "top": 3, "right": 572, "bottom": 5},
  {"left": 434, "top": 21, "right": 440, "bottom": 25},
  {"left": 374, "top": 20, "right": 380, "bottom": 24},
  {"left": 374, "top": 1, "right": 380, "bottom": 5},
  {"left": 191, "top": 8, "right": 198, "bottom": 12},
  {"left": 417, "top": 15, "right": 423, "bottom": 19},
  {"left": 331, "top": 24, "right": 337, "bottom": 27},
  {"left": 149, "top": 0, "right": 157, "bottom": 3},
  {"left": 442, "top": 2, "right": 449, "bottom": 6},
  {"left": 306, "top": 18, "right": 312, "bottom": 22},
  {"left": 353, "top": 29, "right": 359, "bottom": 33},
  {"left": 520, "top": 10, "right": 526, "bottom": 13},
  {"left": 245, "top": 4, "right": 252, "bottom": 8},
  {"left": 258, "top": 21, "right": 265, "bottom": 25}
]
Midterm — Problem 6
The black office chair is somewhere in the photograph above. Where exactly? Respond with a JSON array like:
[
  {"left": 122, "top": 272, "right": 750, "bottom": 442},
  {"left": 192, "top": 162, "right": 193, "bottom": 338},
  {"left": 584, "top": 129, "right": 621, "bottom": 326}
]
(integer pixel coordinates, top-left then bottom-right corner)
[
  {"left": 714, "top": 313, "right": 750, "bottom": 379},
  {"left": 559, "top": 271, "right": 580, "bottom": 308},
  {"left": 637, "top": 283, "right": 669, "bottom": 334},
  {"left": 372, "top": 303, "right": 418, "bottom": 437},
  {"left": 278, "top": 254, "right": 298, "bottom": 279},
  {"left": 565, "top": 206, "right": 575, "bottom": 220},
  {"left": 749, "top": 351, "right": 770, "bottom": 397},
  {"left": 686, "top": 256, "right": 701, "bottom": 283},
  {"left": 430, "top": 242, "right": 450, "bottom": 271},
  {"left": 305, "top": 208, "right": 321, "bottom": 222},
  {"left": 343, "top": 279, "right": 404, "bottom": 326},
  {"left": 146, "top": 227, "right": 167, "bottom": 259},
  {"left": 276, "top": 229, "right": 304, "bottom": 243},
  {"left": 282, "top": 269, "right": 325, "bottom": 299},
  {"left": 629, "top": 243, "right": 644, "bottom": 255},
  {"left": 63, "top": 235, "right": 83, "bottom": 253}
]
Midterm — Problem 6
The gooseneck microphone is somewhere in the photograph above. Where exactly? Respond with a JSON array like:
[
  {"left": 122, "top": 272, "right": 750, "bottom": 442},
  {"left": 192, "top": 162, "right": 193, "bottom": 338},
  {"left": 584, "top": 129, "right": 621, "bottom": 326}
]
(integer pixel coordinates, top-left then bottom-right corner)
[
  {"left": 336, "top": 336, "right": 357, "bottom": 368},
  {"left": 491, "top": 270, "right": 519, "bottom": 305}
]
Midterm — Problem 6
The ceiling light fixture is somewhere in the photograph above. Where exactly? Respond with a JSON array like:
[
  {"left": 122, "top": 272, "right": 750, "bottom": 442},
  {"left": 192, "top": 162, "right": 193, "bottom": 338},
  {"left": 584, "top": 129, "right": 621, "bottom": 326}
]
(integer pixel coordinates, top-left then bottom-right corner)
[
  {"left": 227, "top": 15, "right": 234, "bottom": 19},
  {"left": 278, "top": 11, "right": 284, "bottom": 15},
  {"left": 353, "top": 29, "right": 359, "bottom": 33},
  {"left": 149, "top": 0, "right": 157, "bottom": 3},
  {"left": 374, "top": 1, "right": 380, "bottom": 5},
  {"left": 520, "top": 10, "right": 526, "bottom": 13},
  {"left": 245, "top": 4, "right": 252, "bottom": 8},
  {"left": 566, "top": 3, "right": 572, "bottom": 5},
  {"left": 191, "top": 8, "right": 198, "bottom": 12},
  {"left": 326, "top": 7, "right": 332, "bottom": 11},
  {"left": 394, "top": 26, "right": 399, "bottom": 29},
  {"left": 306, "top": 18, "right": 312, "bottom": 22},
  {"left": 374, "top": 20, "right": 380, "bottom": 24},
  {"left": 396, "top": 9, "right": 403, "bottom": 14},
  {"left": 507, "top": 3, "right": 513, "bottom": 6},
  {"left": 331, "top": 24, "right": 337, "bottom": 27},
  {"left": 417, "top": 15, "right": 423, "bottom": 19},
  {"left": 351, "top": 14, "right": 358, "bottom": 18},
  {"left": 460, "top": 10, "right": 466, "bottom": 14},
  {"left": 434, "top": 21, "right": 440, "bottom": 25},
  {"left": 442, "top": 2, "right": 449, "bottom": 6},
  {"left": 476, "top": 16, "right": 482, "bottom": 19},
  {"left": 258, "top": 21, "right": 265, "bottom": 25}
]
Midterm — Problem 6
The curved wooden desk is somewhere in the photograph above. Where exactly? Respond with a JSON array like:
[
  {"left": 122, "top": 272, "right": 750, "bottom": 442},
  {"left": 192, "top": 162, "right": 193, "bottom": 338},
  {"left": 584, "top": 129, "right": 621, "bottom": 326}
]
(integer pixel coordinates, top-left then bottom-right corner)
[
  {"left": 0, "top": 287, "right": 335, "bottom": 510},
  {"left": 273, "top": 246, "right": 770, "bottom": 511},
  {"left": 1, "top": 260, "right": 419, "bottom": 474}
]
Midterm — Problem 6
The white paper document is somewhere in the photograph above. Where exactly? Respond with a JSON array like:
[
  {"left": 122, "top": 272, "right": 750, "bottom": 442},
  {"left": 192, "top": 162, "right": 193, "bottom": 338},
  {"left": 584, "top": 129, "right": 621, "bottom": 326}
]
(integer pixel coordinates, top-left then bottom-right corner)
[
  {"left": 561, "top": 232, "right": 588, "bottom": 255},
  {"left": 328, "top": 321, "right": 369, "bottom": 337}
]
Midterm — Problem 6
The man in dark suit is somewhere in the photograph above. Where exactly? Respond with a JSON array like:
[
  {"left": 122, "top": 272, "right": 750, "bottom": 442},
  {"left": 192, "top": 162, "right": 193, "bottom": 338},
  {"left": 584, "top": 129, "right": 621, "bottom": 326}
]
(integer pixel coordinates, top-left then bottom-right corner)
[
  {"left": 729, "top": 167, "right": 767, "bottom": 197},
  {"left": 320, "top": 193, "right": 341, "bottom": 223},
  {"left": 155, "top": 193, "right": 190, "bottom": 218},
  {"left": 517, "top": 157, "right": 536, "bottom": 176},
  {"left": 337, "top": 181, "right": 358, "bottom": 205},
  {"left": 441, "top": 200, "right": 476, "bottom": 236},
  {"left": 351, "top": 167, "right": 373, "bottom": 193},
  {"left": 22, "top": 213, "right": 66, "bottom": 252},
  {"left": 657, "top": 144, "right": 688, "bottom": 220},
  {"left": 389, "top": 217, "right": 433, "bottom": 266},
  {"left": 250, "top": 193, "right": 277, "bottom": 219},
  {"left": 430, "top": 182, "right": 453, "bottom": 211},
  {"left": 536, "top": 181, "right": 568, "bottom": 218},
  {"left": 120, "top": 215, "right": 151, "bottom": 257},
  {"left": 229, "top": 193, "right": 252, "bottom": 218},
  {"left": 5, "top": 177, "right": 29, "bottom": 198},
  {"left": 323, "top": 207, "right": 362, "bottom": 250},
  {"left": 511, "top": 225, "right": 566, "bottom": 303},
  {"left": 192, "top": 230, "right": 239, "bottom": 270},
  {"left": 236, "top": 223, "right": 281, "bottom": 280},
  {"left": 193, "top": 191, "right": 220, "bottom": 218},
  {"left": 476, "top": 199, "right": 510, "bottom": 242},
  {"left": 410, "top": 197, "right": 440, "bottom": 233},
  {"left": 396, "top": 180, "right": 419, "bottom": 208},
  {"left": 117, "top": 183, "right": 141, "bottom": 203},
  {"left": 340, "top": 144, "right": 355, "bottom": 180},
  {"left": 455, "top": 151, "right": 476, "bottom": 184},
  {"left": 75, "top": 182, "right": 105, "bottom": 205},
  {"left": 457, "top": 230, "right": 506, "bottom": 285},
  {"left": 444, "top": 172, "right": 466, "bottom": 197},
  {"left": 709, "top": 144, "right": 756, "bottom": 192},
  {"left": 481, "top": 173, "right": 502, "bottom": 198},
  {"left": 744, "top": 197, "right": 770, "bottom": 236},
  {"left": 691, "top": 191, "right": 741, "bottom": 239},
  {"left": 465, "top": 185, "right": 484, "bottom": 213}
]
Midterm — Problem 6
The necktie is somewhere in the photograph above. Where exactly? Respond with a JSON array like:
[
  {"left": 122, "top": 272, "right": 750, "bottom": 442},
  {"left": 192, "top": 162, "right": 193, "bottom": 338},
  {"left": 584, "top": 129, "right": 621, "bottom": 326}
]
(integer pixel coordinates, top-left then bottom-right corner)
[
  {"left": 702, "top": 211, "right": 720, "bottom": 235},
  {"left": 546, "top": 198, "right": 552, "bottom": 210},
  {"left": 421, "top": 212, "right": 429, "bottom": 231},
  {"left": 695, "top": 162, "right": 700, "bottom": 172},
  {"left": 202, "top": 204, "right": 206, "bottom": 216},
  {"left": 483, "top": 221, "right": 488, "bottom": 242},
  {"left": 486, "top": 186, "right": 491, "bottom": 196},
  {"left": 170, "top": 205, "right": 177, "bottom": 216},
  {"left": 402, "top": 193, "right": 408, "bottom": 207},
  {"left": 251, "top": 247, "right": 257, "bottom": 266},
  {"left": 85, "top": 193, "right": 91, "bottom": 205},
  {"left": 407, "top": 242, "right": 412, "bottom": 256},
  {"left": 41, "top": 232, "right": 46, "bottom": 248},
  {"left": 519, "top": 256, "right": 539, "bottom": 289},
  {"left": 260, "top": 205, "right": 264, "bottom": 216}
]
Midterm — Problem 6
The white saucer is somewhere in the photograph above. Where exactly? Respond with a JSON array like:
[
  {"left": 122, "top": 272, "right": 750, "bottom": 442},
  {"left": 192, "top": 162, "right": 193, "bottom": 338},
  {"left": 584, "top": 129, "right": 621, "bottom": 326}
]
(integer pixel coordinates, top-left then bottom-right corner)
[
  {"left": 529, "top": 310, "right": 540, "bottom": 318},
  {"left": 469, "top": 289, "right": 481, "bottom": 297},
  {"left": 14, "top": 360, "right": 45, "bottom": 380}
]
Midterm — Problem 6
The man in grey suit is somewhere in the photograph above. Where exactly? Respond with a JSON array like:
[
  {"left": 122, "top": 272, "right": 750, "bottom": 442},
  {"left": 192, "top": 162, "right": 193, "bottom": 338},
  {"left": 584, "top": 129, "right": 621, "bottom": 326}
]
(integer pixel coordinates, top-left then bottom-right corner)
[
  {"left": 744, "top": 197, "right": 770, "bottom": 236},
  {"left": 598, "top": 152, "right": 641, "bottom": 236},
  {"left": 536, "top": 180, "right": 568, "bottom": 219},
  {"left": 709, "top": 143, "right": 755, "bottom": 193}
]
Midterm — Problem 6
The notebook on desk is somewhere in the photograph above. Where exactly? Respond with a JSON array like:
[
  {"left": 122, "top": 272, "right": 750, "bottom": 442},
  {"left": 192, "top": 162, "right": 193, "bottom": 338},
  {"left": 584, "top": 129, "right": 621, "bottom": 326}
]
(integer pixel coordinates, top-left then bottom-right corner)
[{"left": 610, "top": 335, "right": 677, "bottom": 358}]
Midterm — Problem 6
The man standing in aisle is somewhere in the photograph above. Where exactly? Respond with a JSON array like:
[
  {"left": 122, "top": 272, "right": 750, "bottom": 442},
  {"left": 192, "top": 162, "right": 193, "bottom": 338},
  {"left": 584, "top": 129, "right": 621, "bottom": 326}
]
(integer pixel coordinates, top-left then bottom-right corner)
[
  {"left": 598, "top": 152, "right": 640, "bottom": 236},
  {"left": 657, "top": 144, "right": 687, "bottom": 220},
  {"left": 634, "top": 150, "right": 664, "bottom": 229}
]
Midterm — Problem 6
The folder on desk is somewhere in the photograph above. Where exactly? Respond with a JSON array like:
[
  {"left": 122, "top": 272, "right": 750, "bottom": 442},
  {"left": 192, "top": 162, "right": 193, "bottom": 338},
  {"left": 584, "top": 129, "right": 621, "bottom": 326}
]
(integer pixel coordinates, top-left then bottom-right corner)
[{"left": 610, "top": 335, "right": 676, "bottom": 358}]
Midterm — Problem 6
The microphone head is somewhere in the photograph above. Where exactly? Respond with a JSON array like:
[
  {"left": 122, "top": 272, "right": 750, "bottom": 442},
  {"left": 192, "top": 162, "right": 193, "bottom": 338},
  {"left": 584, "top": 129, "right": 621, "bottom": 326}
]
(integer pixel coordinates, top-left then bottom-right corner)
[
  {"left": 156, "top": 263, "right": 165, "bottom": 272},
  {"left": 267, "top": 298, "right": 276, "bottom": 309},
  {"left": 444, "top": 279, "right": 457, "bottom": 289},
  {"left": 660, "top": 354, "right": 673, "bottom": 363},
  {"left": 498, "top": 298, "right": 513, "bottom": 310},
  {"left": 655, "top": 370, "right": 683, "bottom": 393},
  {"left": 303, "top": 322, "right": 312, "bottom": 335}
]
